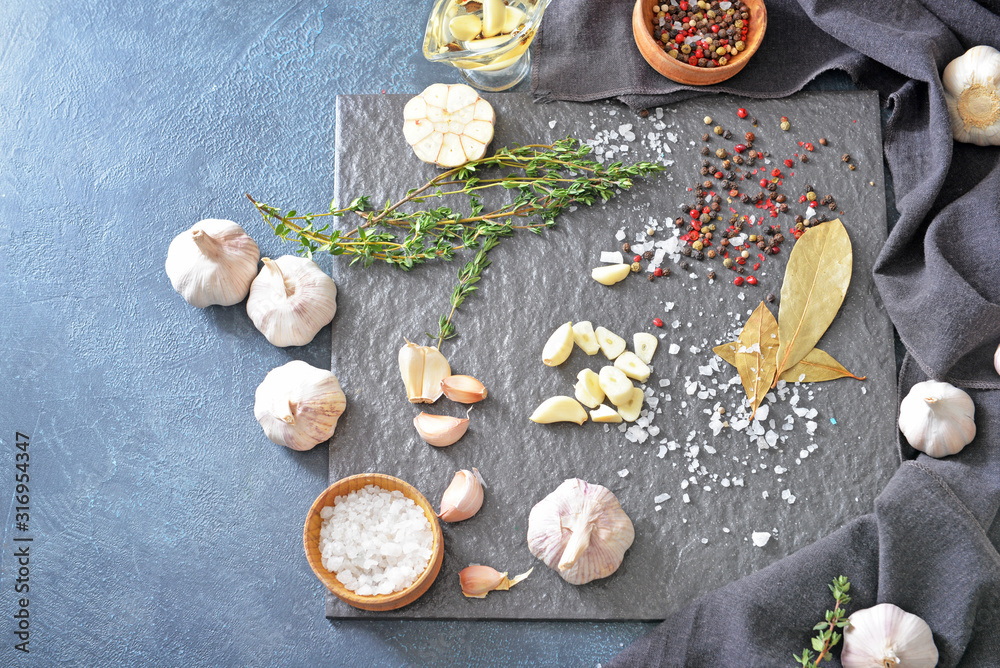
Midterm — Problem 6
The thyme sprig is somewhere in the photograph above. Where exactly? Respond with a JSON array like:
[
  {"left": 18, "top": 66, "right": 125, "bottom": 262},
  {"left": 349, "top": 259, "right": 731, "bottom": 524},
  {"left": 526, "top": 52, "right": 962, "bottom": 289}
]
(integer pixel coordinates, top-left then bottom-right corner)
[
  {"left": 248, "top": 138, "right": 664, "bottom": 347},
  {"left": 794, "top": 576, "right": 852, "bottom": 665}
]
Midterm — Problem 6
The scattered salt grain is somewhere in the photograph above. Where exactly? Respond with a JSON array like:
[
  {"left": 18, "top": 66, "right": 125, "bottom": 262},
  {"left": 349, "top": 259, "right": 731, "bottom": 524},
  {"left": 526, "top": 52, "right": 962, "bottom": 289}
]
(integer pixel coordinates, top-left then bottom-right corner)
[
  {"left": 751, "top": 531, "right": 771, "bottom": 547},
  {"left": 618, "top": 468, "right": 630, "bottom": 478}
]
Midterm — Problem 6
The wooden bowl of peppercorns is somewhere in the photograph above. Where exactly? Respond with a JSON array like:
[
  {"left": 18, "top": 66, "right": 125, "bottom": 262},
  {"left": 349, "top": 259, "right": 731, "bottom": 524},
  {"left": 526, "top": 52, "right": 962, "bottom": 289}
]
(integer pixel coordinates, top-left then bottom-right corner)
[{"left": 633, "top": 0, "right": 767, "bottom": 86}]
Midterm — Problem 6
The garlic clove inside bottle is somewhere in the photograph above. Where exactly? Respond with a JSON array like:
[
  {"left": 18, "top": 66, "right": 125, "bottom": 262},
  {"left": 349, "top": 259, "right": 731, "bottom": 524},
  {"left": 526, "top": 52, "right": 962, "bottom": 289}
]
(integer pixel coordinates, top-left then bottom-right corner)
[
  {"left": 254, "top": 360, "right": 346, "bottom": 451},
  {"left": 942, "top": 45, "right": 1000, "bottom": 146},
  {"left": 165, "top": 219, "right": 260, "bottom": 307},
  {"left": 898, "top": 380, "right": 976, "bottom": 458},
  {"left": 527, "top": 478, "right": 634, "bottom": 585},
  {"left": 246, "top": 256, "right": 338, "bottom": 347},
  {"left": 841, "top": 603, "right": 938, "bottom": 668}
]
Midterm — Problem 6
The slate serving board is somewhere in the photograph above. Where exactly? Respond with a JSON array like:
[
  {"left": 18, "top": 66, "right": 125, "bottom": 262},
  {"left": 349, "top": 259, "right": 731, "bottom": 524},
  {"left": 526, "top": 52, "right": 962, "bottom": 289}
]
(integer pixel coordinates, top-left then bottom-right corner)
[{"left": 324, "top": 91, "right": 896, "bottom": 619}]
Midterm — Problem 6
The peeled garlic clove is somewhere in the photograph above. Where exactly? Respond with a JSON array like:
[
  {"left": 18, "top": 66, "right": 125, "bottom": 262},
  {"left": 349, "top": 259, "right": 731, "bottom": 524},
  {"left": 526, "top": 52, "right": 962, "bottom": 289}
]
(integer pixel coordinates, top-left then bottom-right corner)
[
  {"left": 501, "top": 6, "right": 525, "bottom": 33},
  {"left": 254, "top": 361, "right": 346, "bottom": 451},
  {"left": 527, "top": 478, "right": 634, "bottom": 585},
  {"left": 590, "top": 404, "right": 623, "bottom": 423},
  {"left": 441, "top": 374, "right": 487, "bottom": 403},
  {"left": 598, "top": 366, "right": 633, "bottom": 406},
  {"left": 413, "top": 412, "right": 469, "bottom": 447},
  {"left": 403, "top": 84, "right": 495, "bottom": 168},
  {"left": 574, "top": 369, "right": 605, "bottom": 409},
  {"left": 439, "top": 468, "right": 485, "bottom": 522},
  {"left": 841, "top": 603, "right": 938, "bottom": 668},
  {"left": 898, "top": 380, "right": 976, "bottom": 457},
  {"left": 595, "top": 326, "right": 626, "bottom": 360},
  {"left": 246, "top": 256, "right": 337, "bottom": 347},
  {"left": 449, "top": 14, "right": 482, "bottom": 41},
  {"left": 616, "top": 387, "right": 645, "bottom": 423},
  {"left": 941, "top": 45, "right": 1000, "bottom": 146},
  {"left": 542, "top": 321, "right": 574, "bottom": 366},
  {"left": 166, "top": 219, "right": 260, "bottom": 308},
  {"left": 398, "top": 340, "right": 451, "bottom": 403},
  {"left": 529, "top": 396, "right": 588, "bottom": 425},
  {"left": 633, "top": 332, "right": 658, "bottom": 364},
  {"left": 614, "top": 351, "right": 651, "bottom": 382},
  {"left": 591, "top": 263, "right": 631, "bottom": 286},
  {"left": 480, "top": 0, "right": 506, "bottom": 37},
  {"left": 572, "top": 321, "right": 601, "bottom": 355},
  {"left": 459, "top": 565, "right": 533, "bottom": 598}
]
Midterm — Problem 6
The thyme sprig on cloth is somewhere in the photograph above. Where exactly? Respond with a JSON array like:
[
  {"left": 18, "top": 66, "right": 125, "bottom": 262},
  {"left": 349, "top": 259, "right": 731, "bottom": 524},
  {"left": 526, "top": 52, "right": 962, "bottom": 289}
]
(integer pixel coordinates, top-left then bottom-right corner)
[
  {"left": 794, "top": 575, "right": 852, "bottom": 665},
  {"left": 248, "top": 138, "right": 663, "bottom": 348}
]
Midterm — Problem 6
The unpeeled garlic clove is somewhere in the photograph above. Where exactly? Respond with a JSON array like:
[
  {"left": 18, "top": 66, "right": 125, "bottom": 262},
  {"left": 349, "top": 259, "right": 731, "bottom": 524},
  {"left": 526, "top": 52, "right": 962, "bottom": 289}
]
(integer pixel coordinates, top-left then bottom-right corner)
[
  {"left": 166, "top": 219, "right": 260, "bottom": 307},
  {"left": 439, "top": 468, "right": 485, "bottom": 522},
  {"left": 459, "top": 565, "right": 533, "bottom": 598},
  {"left": 246, "top": 256, "right": 337, "bottom": 347},
  {"left": 413, "top": 412, "right": 469, "bottom": 447},
  {"left": 441, "top": 374, "right": 487, "bottom": 403},
  {"left": 398, "top": 340, "right": 452, "bottom": 403},
  {"left": 529, "top": 396, "right": 588, "bottom": 425},
  {"left": 254, "top": 361, "right": 346, "bottom": 451}
]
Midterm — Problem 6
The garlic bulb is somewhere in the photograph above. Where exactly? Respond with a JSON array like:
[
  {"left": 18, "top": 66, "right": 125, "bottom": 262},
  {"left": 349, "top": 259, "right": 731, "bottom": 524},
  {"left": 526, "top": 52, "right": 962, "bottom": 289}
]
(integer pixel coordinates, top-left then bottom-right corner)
[
  {"left": 246, "top": 256, "right": 337, "bottom": 347},
  {"left": 841, "top": 603, "right": 938, "bottom": 668},
  {"left": 165, "top": 219, "right": 260, "bottom": 307},
  {"left": 942, "top": 45, "right": 1000, "bottom": 146},
  {"left": 994, "top": 341, "right": 1000, "bottom": 376},
  {"left": 254, "top": 361, "right": 346, "bottom": 451},
  {"left": 459, "top": 565, "right": 532, "bottom": 598},
  {"left": 439, "top": 468, "right": 485, "bottom": 522},
  {"left": 527, "top": 478, "right": 634, "bottom": 585},
  {"left": 898, "top": 380, "right": 976, "bottom": 457},
  {"left": 403, "top": 84, "right": 495, "bottom": 167}
]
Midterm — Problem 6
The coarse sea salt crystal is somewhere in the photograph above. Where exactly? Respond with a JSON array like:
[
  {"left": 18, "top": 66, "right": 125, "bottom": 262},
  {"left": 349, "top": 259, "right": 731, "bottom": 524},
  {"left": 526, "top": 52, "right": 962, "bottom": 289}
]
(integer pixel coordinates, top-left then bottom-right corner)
[
  {"left": 654, "top": 493, "right": 671, "bottom": 503},
  {"left": 618, "top": 468, "right": 629, "bottom": 478},
  {"left": 668, "top": 343, "right": 680, "bottom": 355},
  {"left": 601, "top": 250, "right": 624, "bottom": 263},
  {"left": 751, "top": 531, "right": 771, "bottom": 547}
]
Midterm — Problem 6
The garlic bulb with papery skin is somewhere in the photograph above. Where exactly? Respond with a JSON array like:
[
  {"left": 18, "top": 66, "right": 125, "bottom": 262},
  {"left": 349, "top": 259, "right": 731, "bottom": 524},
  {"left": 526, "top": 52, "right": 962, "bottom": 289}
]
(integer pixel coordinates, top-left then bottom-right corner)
[
  {"left": 438, "top": 468, "right": 484, "bottom": 522},
  {"left": 942, "top": 45, "right": 1000, "bottom": 146},
  {"left": 994, "top": 341, "right": 1000, "bottom": 376},
  {"left": 165, "top": 219, "right": 260, "bottom": 307},
  {"left": 254, "top": 361, "right": 346, "bottom": 451},
  {"left": 841, "top": 603, "right": 938, "bottom": 668},
  {"left": 527, "top": 478, "right": 634, "bottom": 585},
  {"left": 246, "top": 256, "right": 337, "bottom": 347},
  {"left": 898, "top": 380, "right": 976, "bottom": 458}
]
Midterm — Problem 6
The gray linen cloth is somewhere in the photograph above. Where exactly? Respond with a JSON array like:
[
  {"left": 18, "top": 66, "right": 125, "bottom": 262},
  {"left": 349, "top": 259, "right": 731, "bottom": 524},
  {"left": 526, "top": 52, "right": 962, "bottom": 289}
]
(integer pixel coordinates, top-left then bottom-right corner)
[{"left": 533, "top": 0, "right": 1000, "bottom": 665}]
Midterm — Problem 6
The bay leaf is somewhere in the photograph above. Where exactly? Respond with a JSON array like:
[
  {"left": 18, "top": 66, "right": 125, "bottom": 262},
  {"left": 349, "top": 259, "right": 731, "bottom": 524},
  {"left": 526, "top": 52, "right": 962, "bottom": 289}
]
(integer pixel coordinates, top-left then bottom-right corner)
[
  {"left": 734, "top": 301, "right": 779, "bottom": 418},
  {"left": 778, "top": 347, "right": 866, "bottom": 383},
  {"left": 712, "top": 341, "right": 738, "bottom": 367},
  {"left": 775, "top": 219, "right": 853, "bottom": 379}
]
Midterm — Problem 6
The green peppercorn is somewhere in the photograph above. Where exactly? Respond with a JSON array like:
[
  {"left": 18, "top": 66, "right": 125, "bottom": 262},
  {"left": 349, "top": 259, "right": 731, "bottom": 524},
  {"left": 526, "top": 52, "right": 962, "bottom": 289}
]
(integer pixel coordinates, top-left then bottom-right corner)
[
  {"left": 699, "top": 213, "right": 711, "bottom": 223},
  {"left": 735, "top": 41, "right": 745, "bottom": 51},
  {"left": 630, "top": 261, "right": 642, "bottom": 273},
  {"left": 806, "top": 191, "right": 816, "bottom": 201},
  {"left": 748, "top": 234, "right": 757, "bottom": 242},
  {"left": 668, "top": 49, "right": 679, "bottom": 58},
  {"left": 780, "top": 120, "right": 791, "bottom": 131},
  {"left": 693, "top": 240, "right": 704, "bottom": 251},
  {"left": 718, "top": 57, "right": 728, "bottom": 66},
  {"left": 681, "top": 43, "right": 692, "bottom": 54},
  {"left": 723, "top": 258, "right": 734, "bottom": 268},
  {"left": 715, "top": 148, "right": 727, "bottom": 159},
  {"left": 703, "top": 116, "right": 713, "bottom": 124},
  {"left": 708, "top": 224, "right": 716, "bottom": 231},
  {"left": 741, "top": 250, "right": 750, "bottom": 258},
  {"left": 713, "top": 125, "right": 723, "bottom": 135}
]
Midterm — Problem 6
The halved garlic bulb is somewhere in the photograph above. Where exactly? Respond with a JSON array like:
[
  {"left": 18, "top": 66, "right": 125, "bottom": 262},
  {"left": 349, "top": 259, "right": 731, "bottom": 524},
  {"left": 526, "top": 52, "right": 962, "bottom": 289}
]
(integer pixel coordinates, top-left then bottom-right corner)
[
  {"left": 841, "top": 603, "right": 938, "bottom": 668},
  {"left": 527, "top": 478, "right": 634, "bottom": 585},
  {"left": 898, "top": 380, "right": 976, "bottom": 458},
  {"left": 165, "top": 219, "right": 259, "bottom": 307},
  {"left": 246, "top": 256, "right": 337, "bottom": 347},
  {"left": 403, "top": 84, "right": 495, "bottom": 168},
  {"left": 942, "top": 45, "right": 1000, "bottom": 146},
  {"left": 254, "top": 361, "right": 346, "bottom": 451}
]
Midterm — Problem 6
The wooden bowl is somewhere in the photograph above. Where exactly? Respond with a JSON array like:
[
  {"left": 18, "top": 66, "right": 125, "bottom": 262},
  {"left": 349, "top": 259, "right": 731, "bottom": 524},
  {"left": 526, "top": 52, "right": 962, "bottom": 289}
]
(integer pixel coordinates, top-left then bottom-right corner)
[
  {"left": 303, "top": 473, "right": 444, "bottom": 611},
  {"left": 632, "top": 0, "right": 767, "bottom": 86}
]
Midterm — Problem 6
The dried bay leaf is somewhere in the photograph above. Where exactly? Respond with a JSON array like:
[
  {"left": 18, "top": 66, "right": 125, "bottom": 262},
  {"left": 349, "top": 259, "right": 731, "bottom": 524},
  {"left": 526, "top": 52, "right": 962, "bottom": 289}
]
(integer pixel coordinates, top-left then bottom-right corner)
[
  {"left": 775, "top": 219, "right": 853, "bottom": 379},
  {"left": 778, "top": 348, "right": 866, "bottom": 383},
  {"left": 734, "top": 301, "right": 779, "bottom": 418},
  {"left": 713, "top": 341, "right": 738, "bottom": 367}
]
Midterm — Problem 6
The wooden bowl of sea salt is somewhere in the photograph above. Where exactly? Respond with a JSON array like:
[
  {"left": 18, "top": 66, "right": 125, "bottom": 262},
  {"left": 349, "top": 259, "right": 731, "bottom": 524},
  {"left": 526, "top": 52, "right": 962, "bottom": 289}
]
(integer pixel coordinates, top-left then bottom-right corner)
[{"left": 304, "top": 473, "right": 444, "bottom": 611}]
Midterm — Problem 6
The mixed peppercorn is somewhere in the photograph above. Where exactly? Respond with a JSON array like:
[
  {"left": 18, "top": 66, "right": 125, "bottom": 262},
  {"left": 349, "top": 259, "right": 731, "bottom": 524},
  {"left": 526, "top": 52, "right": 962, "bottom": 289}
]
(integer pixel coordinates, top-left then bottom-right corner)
[
  {"left": 631, "top": 107, "right": 853, "bottom": 295},
  {"left": 650, "top": 0, "right": 751, "bottom": 68}
]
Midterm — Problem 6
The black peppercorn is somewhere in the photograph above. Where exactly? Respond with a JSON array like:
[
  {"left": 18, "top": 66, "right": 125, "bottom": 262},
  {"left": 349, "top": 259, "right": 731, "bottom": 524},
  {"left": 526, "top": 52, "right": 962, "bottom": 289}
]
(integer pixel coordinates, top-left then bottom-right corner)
[
  {"left": 819, "top": 137, "right": 827, "bottom": 146},
  {"left": 662, "top": 267, "right": 671, "bottom": 276},
  {"left": 800, "top": 154, "right": 808, "bottom": 163},
  {"left": 710, "top": 201, "right": 721, "bottom": 212},
  {"left": 681, "top": 246, "right": 692, "bottom": 257},
  {"left": 707, "top": 270, "right": 717, "bottom": 280},
  {"left": 828, "top": 202, "right": 837, "bottom": 210},
  {"left": 702, "top": 133, "right": 710, "bottom": 142},
  {"left": 700, "top": 146, "right": 710, "bottom": 155},
  {"left": 740, "top": 193, "right": 751, "bottom": 204},
  {"left": 779, "top": 203, "right": 789, "bottom": 213},
  {"left": 622, "top": 242, "right": 631, "bottom": 253},
  {"left": 643, "top": 250, "right": 654, "bottom": 260},
  {"left": 723, "top": 130, "right": 733, "bottom": 140},
  {"left": 694, "top": 251, "right": 705, "bottom": 261},
  {"left": 702, "top": 159, "right": 711, "bottom": 168},
  {"left": 745, "top": 131, "right": 755, "bottom": 142},
  {"left": 766, "top": 293, "right": 776, "bottom": 303},
  {"left": 700, "top": 167, "right": 710, "bottom": 176},
  {"left": 733, "top": 155, "right": 744, "bottom": 165},
  {"left": 756, "top": 240, "right": 766, "bottom": 249},
  {"left": 842, "top": 153, "right": 851, "bottom": 162},
  {"left": 681, "top": 262, "right": 691, "bottom": 270},
  {"left": 775, "top": 194, "right": 786, "bottom": 203},
  {"left": 773, "top": 233, "right": 784, "bottom": 243},
  {"left": 766, "top": 183, "right": 777, "bottom": 192},
  {"left": 648, "top": 274, "right": 655, "bottom": 282},
  {"left": 736, "top": 266, "right": 745, "bottom": 274},
  {"left": 702, "top": 180, "right": 713, "bottom": 189}
]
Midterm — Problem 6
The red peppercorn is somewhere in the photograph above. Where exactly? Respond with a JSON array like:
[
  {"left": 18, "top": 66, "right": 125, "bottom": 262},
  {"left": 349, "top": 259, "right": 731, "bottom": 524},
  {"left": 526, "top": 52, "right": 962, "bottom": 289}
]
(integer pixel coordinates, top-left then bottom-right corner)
[
  {"left": 805, "top": 143, "right": 814, "bottom": 151},
  {"left": 653, "top": 317, "right": 664, "bottom": 328},
  {"left": 737, "top": 108, "right": 748, "bottom": 119},
  {"left": 733, "top": 277, "right": 744, "bottom": 286},
  {"left": 695, "top": 49, "right": 704, "bottom": 59},
  {"left": 746, "top": 276, "right": 758, "bottom": 286},
  {"left": 799, "top": 195, "right": 807, "bottom": 203},
  {"left": 634, "top": 255, "right": 642, "bottom": 263},
  {"left": 688, "top": 56, "right": 698, "bottom": 66},
  {"left": 759, "top": 178, "right": 768, "bottom": 187},
  {"left": 784, "top": 159, "right": 794, "bottom": 168},
  {"left": 714, "top": 171, "right": 723, "bottom": 178},
  {"left": 734, "top": 144, "right": 747, "bottom": 153},
  {"left": 675, "top": 33, "right": 686, "bottom": 43},
  {"left": 753, "top": 262, "right": 761, "bottom": 270},
  {"left": 780, "top": 116, "right": 788, "bottom": 122},
  {"left": 809, "top": 201, "right": 817, "bottom": 208},
  {"left": 702, "top": 206, "right": 711, "bottom": 213},
  {"left": 690, "top": 208, "right": 699, "bottom": 218},
  {"left": 679, "top": 0, "right": 688, "bottom": 9},
  {"left": 729, "top": 189, "right": 739, "bottom": 197},
  {"left": 654, "top": 267, "right": 664, "bottom": 277},
  {"left": 771, "top": 246, "right": 780, "bottom": 253},
  {"left": 737, "top": 257, "right": 746, "bottom": 265},
  {"left": 771, "top": 168, "right": 781, "bottom": 177}
]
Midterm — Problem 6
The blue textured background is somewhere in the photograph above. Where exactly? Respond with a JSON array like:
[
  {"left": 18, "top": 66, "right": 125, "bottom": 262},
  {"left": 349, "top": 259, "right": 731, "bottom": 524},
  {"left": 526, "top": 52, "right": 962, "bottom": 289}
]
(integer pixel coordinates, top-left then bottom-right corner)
[{"left": 0, "top": 1, "right": 878, "bottom": 665}]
